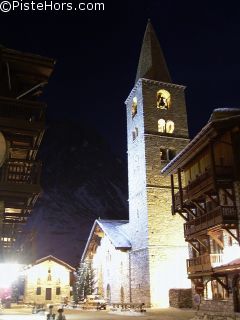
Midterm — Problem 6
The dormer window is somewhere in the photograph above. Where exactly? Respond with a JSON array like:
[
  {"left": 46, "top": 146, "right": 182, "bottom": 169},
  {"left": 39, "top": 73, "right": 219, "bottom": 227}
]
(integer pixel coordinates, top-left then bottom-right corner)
[
  {"left": 132, "top": 97, "right": 138, "bottom": 118},
  {"left": 157, "top": 89, "right": 171, "bottom": 110}
]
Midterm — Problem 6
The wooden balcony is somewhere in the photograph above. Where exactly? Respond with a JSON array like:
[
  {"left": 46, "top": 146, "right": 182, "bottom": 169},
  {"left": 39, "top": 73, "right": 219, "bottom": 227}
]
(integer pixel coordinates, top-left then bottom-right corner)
[
  {"left": 0, "top": 97, "right": 45, "bottom": 131},
  {"left": 184, "top": 206, "right": 238, "bottom": 238},
  {"left": 0, "top": 160, "right": 41, "bottom": 193},
  {"left": 174, "top": 166, "right": 234, "bottom": 208},
  {"left": 0, "top": 96, "right": 45, "bottom": 121},
  {"left": 187, "top": 253, "right": 223, "bottom": 274}
]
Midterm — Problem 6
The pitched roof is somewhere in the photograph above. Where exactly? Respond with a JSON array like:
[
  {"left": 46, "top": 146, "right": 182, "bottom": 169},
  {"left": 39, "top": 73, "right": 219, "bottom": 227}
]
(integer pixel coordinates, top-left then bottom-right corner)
[
  {"left": 34, "top": 255, "right": 75, "bottom": 271},
  {"left": 81, "top": 219, "right": 131, "bottom": 261},
  {"left": 135, "top": 20, "right": 172, "bottom": 83},
  {"left": 161, "top": 108, "right": 240, "bottom": 175},
  {"left": 214, "top": 257, "right": 240, "bottom": 273},
  {"left": 97, "top": 220, "right": 131, "bottom": 248}
]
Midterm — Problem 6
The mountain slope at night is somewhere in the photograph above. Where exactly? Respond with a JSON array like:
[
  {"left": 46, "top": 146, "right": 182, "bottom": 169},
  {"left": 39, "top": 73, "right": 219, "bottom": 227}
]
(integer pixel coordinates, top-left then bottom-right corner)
[{"left": 19, "top": 121, "right": 128, "bottom": 266}]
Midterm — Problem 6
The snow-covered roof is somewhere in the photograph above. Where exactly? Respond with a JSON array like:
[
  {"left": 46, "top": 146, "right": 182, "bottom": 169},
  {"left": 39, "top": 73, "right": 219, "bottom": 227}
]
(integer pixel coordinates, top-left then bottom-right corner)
[
  {"left": 81, "top": 219, "right": 131, "bottom": 261},
  {"left": 97, "top": 219, "right": 131, "bottom": 249}
]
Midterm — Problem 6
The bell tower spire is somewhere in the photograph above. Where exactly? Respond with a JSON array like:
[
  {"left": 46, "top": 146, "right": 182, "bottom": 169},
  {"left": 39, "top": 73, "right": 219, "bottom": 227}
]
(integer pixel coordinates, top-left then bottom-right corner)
[{"left": 135, "top": 20, "right": 172, "bottom": 83}]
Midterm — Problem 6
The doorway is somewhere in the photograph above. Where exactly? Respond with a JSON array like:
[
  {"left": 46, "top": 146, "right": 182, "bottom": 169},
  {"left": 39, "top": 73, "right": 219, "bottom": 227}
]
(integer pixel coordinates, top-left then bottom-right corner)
[
  {"left": 45, "top": 288, "right": 52, "bottom": 301},
  {"left": 233, "top": 274, "right": 240, "bottom": 312}
]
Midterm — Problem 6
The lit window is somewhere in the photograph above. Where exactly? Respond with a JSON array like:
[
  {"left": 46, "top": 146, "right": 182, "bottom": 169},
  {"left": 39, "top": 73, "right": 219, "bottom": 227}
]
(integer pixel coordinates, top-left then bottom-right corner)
[
  {"left": 157, "top": 89, "right": 171, "bottom": 109},
  {"left": 132, "top": 97, "right": 138, "bottom": 118},
  {"left": 166, "top": 120, "right": 175, "bottom": 133},
  {"left": 158, "top": 119, "right": 166, "bottom": 132}
]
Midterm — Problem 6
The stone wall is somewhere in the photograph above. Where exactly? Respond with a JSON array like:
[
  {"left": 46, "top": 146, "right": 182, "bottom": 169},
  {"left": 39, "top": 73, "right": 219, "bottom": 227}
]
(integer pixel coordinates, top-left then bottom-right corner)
[
  {"left": 199, "top": 298, "right": 234, "bottom": 313},
  {"left": 169, "top": 288, "right": 192, "bottom": 308},
  {"left": 129, "top": 248, "right": 151, "bottom": 306},
  {"left": 192, "top": 311, "right": 240, "bottom": 320}
]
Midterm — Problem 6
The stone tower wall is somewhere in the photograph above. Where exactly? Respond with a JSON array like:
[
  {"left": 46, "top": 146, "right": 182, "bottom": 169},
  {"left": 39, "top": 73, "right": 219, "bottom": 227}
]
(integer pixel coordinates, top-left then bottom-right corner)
[
  {"left": 124, "top": 79, "right": 190, "bottom": 307},
  {"left": 125, "top": 81, "right": 149, "bottom": 249}
]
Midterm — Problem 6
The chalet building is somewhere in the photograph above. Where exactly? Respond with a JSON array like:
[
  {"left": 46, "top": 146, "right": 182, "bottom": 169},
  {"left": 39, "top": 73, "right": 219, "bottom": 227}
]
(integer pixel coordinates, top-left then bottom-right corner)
[
  {"left": 82, "top": 21, "right": 191, "bottom": 308},
  {"left": 162, "top": 108, "right": 240, "bottom": 317},
  {"left": 24, "top": 255, "right": 75, "bottom": 305},
  {"left": 0, "top": 46, "right": 54, "bottom": 262}
]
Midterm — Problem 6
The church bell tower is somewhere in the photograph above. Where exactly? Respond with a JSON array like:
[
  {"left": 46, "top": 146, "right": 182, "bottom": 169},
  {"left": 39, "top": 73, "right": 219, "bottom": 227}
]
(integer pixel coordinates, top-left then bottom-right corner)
[{"left": 125, "top": 21, "right": 190, "bottom": 307}]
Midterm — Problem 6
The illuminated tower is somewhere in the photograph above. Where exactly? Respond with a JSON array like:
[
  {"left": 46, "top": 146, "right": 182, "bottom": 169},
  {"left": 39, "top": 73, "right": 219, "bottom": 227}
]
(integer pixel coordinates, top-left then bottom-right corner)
[{"left": 125, "top": 21, "right": 190, "bottom": 307}]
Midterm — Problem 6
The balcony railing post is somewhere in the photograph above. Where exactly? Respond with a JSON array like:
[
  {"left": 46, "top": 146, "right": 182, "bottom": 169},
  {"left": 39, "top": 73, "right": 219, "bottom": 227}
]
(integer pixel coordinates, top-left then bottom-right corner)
[
  {"left": 177, "top": 168, "right": 183, "bottom": 211},
  {"left": 170, "top": 174, "right": 175, "bottom": 214}
]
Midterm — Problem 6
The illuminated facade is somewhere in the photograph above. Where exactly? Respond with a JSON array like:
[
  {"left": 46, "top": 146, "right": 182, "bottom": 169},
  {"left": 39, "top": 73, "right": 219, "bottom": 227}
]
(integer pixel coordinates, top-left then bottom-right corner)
[
  {"left": 24, "top": 255, "right": 75, "bottom": 305},
  {"left": 162, "top": 109, "right": 240, "bottom": 316},
  {"left": 82, "top": 21, "right": 191, "bottom": 307},
  {"left": 0, "top": 46, "right": 54, "bottom": 262}
]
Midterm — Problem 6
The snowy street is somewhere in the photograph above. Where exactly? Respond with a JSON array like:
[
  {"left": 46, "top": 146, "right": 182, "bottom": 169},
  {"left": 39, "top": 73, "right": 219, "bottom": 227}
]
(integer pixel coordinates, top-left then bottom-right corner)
[{"left": 0, "top": 308, "right": 195, "bottom": 320}]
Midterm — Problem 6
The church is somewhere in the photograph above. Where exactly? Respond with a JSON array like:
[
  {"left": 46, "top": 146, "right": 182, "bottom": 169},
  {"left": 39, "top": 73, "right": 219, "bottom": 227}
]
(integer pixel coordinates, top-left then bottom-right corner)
[{"left": 81, "top": 21, "right": 191, "bottom": 308}]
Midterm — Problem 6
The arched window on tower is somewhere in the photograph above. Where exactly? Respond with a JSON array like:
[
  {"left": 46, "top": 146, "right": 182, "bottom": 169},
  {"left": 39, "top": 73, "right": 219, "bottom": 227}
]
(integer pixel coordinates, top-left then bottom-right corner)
[
  {"left": 132, "top": 97, "right": 138, "bottom": 118},
  {"left": 166, "top": 120, "right": 175, "bottom": 133},
  {"left": 157, "top": 89, "right": 171, "bottom": 110},
  {"left": 158, "top": 119, "right": 166, "bottom": 133}
]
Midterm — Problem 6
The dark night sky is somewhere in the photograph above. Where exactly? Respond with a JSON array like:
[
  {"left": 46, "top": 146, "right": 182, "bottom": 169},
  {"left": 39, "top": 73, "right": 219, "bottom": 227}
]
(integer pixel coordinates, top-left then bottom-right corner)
[{"left": 1, "top": 0, "right": 240, "bottom": 156}]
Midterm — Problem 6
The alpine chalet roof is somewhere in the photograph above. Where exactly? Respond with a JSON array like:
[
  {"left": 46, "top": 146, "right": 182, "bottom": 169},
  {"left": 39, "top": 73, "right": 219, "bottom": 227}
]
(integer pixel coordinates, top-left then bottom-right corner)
[{"left": 161, "top": 108, "right": 240, "bottom": 175}]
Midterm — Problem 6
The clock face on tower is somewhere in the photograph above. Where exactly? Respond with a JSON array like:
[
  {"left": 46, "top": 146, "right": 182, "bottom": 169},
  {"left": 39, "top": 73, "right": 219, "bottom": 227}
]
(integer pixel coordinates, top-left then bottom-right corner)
[{"left": 157, "top": 89, "right": 170, "bottom": 110}]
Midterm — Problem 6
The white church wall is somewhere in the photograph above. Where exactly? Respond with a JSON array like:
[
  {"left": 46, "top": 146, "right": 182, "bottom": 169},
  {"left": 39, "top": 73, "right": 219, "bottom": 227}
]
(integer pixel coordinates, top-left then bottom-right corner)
[{"left": 92, "top": 234, "right": 130, "bottom": 303}]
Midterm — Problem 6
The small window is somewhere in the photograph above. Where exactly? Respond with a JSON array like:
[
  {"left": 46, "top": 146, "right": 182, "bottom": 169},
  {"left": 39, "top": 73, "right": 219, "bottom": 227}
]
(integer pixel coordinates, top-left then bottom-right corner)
[
  {"left": 56, "top": 287, "right": 61, "bottom": 295},
  {"left": 160, "top": 148, "right": 167, "bottom": 161},
  {"left": 166, "top": 120, "right": 175, "bottom": 133},
  {"left": 132, "top": 127, "right": 139, "bottom": 141},
  {"left": 36, "top": 287, "right": 41, "bottom": 295},
  {"left": 157, "top": 89, "right": 171, "bottom": 109},
  {"left": 132, "top": 97, "right": 138, "bottom": 118},
  {"left": 158, "top": 119, "right": 166, "bottom": 133},
  {"left": 160, "top": 148, "right": 176, "bottom": 162},
  {"left": 168, "top": 149, "right": 176, "bottom": 160},
  {"left": 47, "top": 268, "right": 52, "bottom": 281}
]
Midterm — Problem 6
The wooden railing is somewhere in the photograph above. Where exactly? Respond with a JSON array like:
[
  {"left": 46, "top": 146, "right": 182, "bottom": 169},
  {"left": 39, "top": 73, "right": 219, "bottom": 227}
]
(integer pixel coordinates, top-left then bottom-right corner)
[
  {"left": 173, "top": 166, "right": 234, "bottom": 208},
  {"left": 187, "top": 253, "right": 223, "bottom": 274},
  {"left": 184, "top": 206, "right": 237, "bottom": 237},
  {"left": 0, "top": 160, "right": 41, "bottom": 185}
]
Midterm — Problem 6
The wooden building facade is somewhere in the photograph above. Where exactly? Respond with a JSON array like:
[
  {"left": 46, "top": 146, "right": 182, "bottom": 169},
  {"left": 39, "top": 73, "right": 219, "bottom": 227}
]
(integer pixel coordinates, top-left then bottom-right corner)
[
  {"left": 162, "top": 108, "right": 240, "bottom": 315},
  {"left": 0, "top": 46, "right": 54, "bottom": 261}
]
